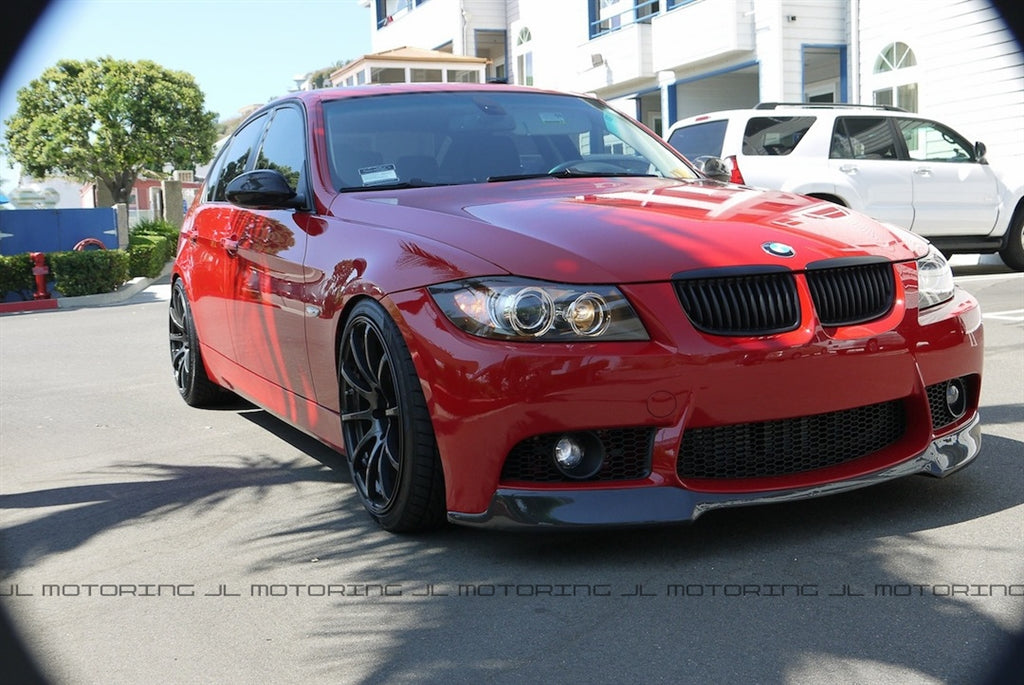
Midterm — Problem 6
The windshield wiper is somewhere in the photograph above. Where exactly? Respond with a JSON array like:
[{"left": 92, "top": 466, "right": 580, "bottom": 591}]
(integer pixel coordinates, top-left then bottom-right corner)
[
  {"left": 487, "top": 170, "right": 657, "bottom": 182},
  {"left": 338, "top": 179, "right": 452, "bottom": 192}
]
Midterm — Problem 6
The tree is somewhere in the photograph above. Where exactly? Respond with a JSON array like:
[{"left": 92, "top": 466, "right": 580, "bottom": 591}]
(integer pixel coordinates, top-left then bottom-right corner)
[{"left": 2, "top": 57, "right": 218, "bottom": 205}]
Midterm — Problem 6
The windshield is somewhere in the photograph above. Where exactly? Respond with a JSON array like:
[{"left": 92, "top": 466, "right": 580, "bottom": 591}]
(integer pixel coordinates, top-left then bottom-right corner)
[{"left": 322, "top": 90, "right": 697, "bottom": 191}]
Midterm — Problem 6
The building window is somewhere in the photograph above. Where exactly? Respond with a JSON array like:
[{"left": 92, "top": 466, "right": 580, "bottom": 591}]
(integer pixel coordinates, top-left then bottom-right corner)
[
  {"left": 411, "top": 68, "right": 442, "bottom": 83},
  {"left": 370, "top": 67, "right": 406, "bottom": 84},
  {"left": 590, "top": 0, "right": 662, "bottom": 38},
  {"left": 872, "top": 42, "right": 918, "bottom": 112},
  {"left": 375, "top": 0, "right": 428, "bottom": 28},
  {"left": 515, "top": 27, "right": 534, "bottom": 86},
  {"left": 447, "top": 69, "right": 480, "bottom": 83}
]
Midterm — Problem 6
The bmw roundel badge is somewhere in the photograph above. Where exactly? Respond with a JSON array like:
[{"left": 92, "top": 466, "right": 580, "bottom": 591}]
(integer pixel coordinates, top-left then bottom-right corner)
[{"left": 762, "top": 242, "right": 796, "bottom": 258}]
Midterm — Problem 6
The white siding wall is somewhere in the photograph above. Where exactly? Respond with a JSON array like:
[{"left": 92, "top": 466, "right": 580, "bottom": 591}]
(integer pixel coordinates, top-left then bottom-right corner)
[
  {"left": 779, "top": 0, "right": 848, "bottom": 100},
  {"left": 858, "top": 0, "right": 1024, "bottom": 165},
  {"left": 676, "top": 71, "right": 761, "bottom": 118},
  {"left": 507, "top": 0, "right": 588, "bottom": 91},
  {"left": 371, "top": 0, "right": 508, "bottom": 55}
]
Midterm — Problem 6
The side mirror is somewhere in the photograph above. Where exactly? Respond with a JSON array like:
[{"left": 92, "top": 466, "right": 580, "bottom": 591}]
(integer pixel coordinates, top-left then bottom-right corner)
[
  {"left": 693, "top": 155, "right": 732, "bottom": 182},
  {"left": 225, "top": 169, "right": 304, "bottom": 209},
  {"left": 974, "top": 141, "right": 988, "bottom": 164}
]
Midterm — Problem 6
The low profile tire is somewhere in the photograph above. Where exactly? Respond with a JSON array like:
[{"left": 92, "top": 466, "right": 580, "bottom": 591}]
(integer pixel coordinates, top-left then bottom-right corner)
[
  {"left": 339, "top": 299, "right": 446, "bottom": 532},
  {"left": 998, "top": 210, "right": 1024, "bottom": 271},
  {"left": 169, "top": 279, "right": 228, "bottom": 407}
]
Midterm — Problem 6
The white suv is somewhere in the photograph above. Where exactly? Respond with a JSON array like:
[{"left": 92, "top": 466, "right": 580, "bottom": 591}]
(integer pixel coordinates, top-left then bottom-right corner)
[{"left": 664, "top": 103, "right": 1024, "bottom": 270}]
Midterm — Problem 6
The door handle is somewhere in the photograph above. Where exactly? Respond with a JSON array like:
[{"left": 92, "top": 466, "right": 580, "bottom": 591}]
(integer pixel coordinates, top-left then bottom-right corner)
[
  {"left": 223, "top": 235, "right": 240, "bottom": 256},
  {"left": 913, "top": 167, "right": 932, "bottom": 177},
  {"left": 839, "top": 164, "right": 858, "bottom": 174}
]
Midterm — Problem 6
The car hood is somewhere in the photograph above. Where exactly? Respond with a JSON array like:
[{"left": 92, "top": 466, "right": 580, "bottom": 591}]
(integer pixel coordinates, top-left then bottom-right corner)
[{"left": 338, "top": 177, "right": 926, "bottom": 283}]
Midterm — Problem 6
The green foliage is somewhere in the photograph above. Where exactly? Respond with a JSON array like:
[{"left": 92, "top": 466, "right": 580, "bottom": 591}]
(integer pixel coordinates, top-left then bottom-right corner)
[
  {"left": 48, "top": 249, "right": 130, "bottom": 297},
  {"left": 128, "top": 218, "right": 179, "bottom": 276},
  {"left": 127, "top": 241, "right": 168, "bottom": 278},
  {"left": 131, "top": 218, "right": 180, "bottom": 246},
  {"left": 0, "top": 253, "right": 35, "bottom": 299},
  {"left": 2, "top": 57, "right": 219, "bottom": 205}
]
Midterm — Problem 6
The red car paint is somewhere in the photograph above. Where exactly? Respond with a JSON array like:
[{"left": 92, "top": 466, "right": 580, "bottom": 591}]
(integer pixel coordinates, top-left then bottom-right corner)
[{"left": 171, "top": 84, "right": 983, "bottom": 530}]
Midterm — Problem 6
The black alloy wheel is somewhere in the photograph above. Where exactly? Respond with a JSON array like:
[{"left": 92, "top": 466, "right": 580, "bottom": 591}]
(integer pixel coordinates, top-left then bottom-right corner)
[
  {"left": 339, "top": 299, "right": 445, "bottom": 532},
  {"left": 169, "top": 279, "right": 226, "bottom": 407}
]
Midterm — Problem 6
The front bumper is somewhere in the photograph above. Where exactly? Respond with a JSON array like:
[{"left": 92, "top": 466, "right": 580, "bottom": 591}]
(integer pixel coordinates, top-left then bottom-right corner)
[{"left": 448, "top": 413, "right": 981, "bottom": 529}]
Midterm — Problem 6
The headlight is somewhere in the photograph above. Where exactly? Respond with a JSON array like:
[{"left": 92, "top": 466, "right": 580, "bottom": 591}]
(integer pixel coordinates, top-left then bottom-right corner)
[
  {"left": 917, "top": 244, "right": 955, "bottom": 310},
  {"left": 429, "top": 277, "right": 649, "bottom": 341}
]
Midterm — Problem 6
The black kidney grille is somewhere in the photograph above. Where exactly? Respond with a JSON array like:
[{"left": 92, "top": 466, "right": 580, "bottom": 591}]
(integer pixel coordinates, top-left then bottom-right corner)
[
  {"left": 676, "top": 272, "right": 800, "bottom": 335},
  {"left": 678, "top": 400, "right": 905, "bottom": 480},
  {"left": 501, "top": 428, "right": 654, "bottom": 483},
  {"left": 806, "top": 262, "right": 895, "bottom": 326}
]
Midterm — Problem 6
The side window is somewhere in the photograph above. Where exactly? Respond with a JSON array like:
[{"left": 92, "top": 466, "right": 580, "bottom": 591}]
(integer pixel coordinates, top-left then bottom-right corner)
[
  {"left": 830, "top": 117, "right": 898, "bottom": 160},
  {"left": 667, "top": 120, "right": 728, "bottom": 161},
  {"left": 255, "top": 107, "right": 307, "bottom": 191},
  {"left": 741, "top": 117, "right": 816, "bottom": 156},
  {"left": 895, "top": 119, "right": 974, "bottom": 162},
  {"left": 208, "top": 114, "right": 269, "bottom": 202}
]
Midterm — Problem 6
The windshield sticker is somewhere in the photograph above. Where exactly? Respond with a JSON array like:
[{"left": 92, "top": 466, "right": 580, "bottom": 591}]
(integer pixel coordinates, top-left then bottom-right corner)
[
  {"left": 539, "top": 112, "right": 566, "bottom": 125},
  {"left": 360, "top": 164, "right": 399, "bottom": 186}
]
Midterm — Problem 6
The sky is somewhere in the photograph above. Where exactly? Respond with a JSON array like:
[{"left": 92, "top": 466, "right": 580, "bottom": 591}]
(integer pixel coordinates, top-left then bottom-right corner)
[{"left": 1, "top": 0, "right": 374, "bottom": 187}]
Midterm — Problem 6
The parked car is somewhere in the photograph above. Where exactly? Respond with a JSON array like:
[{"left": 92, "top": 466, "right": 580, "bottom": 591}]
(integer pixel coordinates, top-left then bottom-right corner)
[
  {"left": 169, "top": 84, "right": 983, "bottom": 532},
  {"left": 664, "top": 103, "right": 1024, "bottom": 270}
]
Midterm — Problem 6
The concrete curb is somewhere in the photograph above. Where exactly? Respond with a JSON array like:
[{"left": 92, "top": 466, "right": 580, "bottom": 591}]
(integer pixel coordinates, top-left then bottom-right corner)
[{"left": 0, "top": 261, "right": 173, "bottom": 315}]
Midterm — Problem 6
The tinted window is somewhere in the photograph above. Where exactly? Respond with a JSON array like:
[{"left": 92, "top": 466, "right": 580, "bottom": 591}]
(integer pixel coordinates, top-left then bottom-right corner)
[
  {"left": 667, "top": 120, "right": 727, "bottom": 160},
  {"left": 741, "top": 116, "right": 815, "bottom": 155},
  {"left": 830, "top": 117, "right": 898, "bottom": 160},
  {"left": 255, "top": 107, "right": 307, "bottom": 190},
  {"left": 209, "top": 114, "right": 268, "bottom": 201},
  {"left": 896, "top": 118, "right": 974, "bottom": 162}
]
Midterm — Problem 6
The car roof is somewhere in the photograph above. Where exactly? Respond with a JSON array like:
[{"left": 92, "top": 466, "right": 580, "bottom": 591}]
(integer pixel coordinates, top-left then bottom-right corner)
[
  {"left": 669, "top": 103, "right": 915, "bottom": 128},
  {"left": 273, "top": 82, "right": 592, "bottom": 108}
]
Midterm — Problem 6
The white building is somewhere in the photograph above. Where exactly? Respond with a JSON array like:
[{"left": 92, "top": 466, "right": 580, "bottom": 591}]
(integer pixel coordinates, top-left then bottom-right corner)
[{"left": 362, "top": 0, "right": 1023, "bottom": 166}]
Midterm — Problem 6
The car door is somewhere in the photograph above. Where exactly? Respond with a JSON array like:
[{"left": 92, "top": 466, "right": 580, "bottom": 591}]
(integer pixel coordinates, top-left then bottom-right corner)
[
  {"left": 894, "top": 117, "right": 999, "bottom": 236},
  {"left": 827, "top": 116, "right": 915, "bottom": 230},
  {"left": 226, "top": 104, "right": 317, "bottom": 397},
  {"left": 184, "top": 112, "right": 269, "bottom": 359}
]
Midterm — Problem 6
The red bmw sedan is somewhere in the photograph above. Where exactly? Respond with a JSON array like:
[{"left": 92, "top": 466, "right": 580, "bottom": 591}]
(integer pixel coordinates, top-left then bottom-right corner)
[{"left": 169, "top": 83, "right": 983, "bottom": 532}]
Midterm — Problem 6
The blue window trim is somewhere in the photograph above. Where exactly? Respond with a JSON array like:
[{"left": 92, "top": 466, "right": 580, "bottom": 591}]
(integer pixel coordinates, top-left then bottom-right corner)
[
  {"left": 376, "top": 0, "right": 431, "bottom": 29},
  {"left": 588, "top": 0, "right": 662, "bottom": 39},
  {"left": 800, "top": 44, "right": 849, "bottom": 102}
]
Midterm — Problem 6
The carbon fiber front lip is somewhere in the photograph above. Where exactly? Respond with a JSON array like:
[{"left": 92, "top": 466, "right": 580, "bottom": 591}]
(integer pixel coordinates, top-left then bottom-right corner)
[{"left": 447, "top": 413, "right": 982, "bottom": 529}]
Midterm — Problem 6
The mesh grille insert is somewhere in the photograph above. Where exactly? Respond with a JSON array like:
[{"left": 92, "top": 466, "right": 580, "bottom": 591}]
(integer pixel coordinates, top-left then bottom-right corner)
[{"left": 678, "top": 400, "right": 906, "bottom": 480}]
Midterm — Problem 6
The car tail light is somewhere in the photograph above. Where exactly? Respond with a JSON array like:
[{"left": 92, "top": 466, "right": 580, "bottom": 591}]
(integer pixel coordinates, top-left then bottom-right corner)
[{"left": 725, "top": 155, "right": 745, "bottom": 184}]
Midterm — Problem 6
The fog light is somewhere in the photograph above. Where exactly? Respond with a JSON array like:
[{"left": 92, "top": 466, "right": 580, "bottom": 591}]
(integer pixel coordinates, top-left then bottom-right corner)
[
  {"left": 945, "top": 378, "right": 967, "bottom": 419},
  {"left": 554, "top": 437, "right": 584, "bottom": 469},
  {"left": 552, "top": 433, "right": 605, "bottom": 480}
]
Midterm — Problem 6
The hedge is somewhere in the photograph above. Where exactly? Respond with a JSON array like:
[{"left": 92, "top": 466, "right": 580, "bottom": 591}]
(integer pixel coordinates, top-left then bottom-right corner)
[
  {"left": 48, "top": 250, "right": 131, "bottom": 297},
  {"left": 128, "top": 219, "right": 179, "bottom": 278},
  {"left": 0, "top": 220, "right": 181, "bottom": 299},
  {"left": 0, "top": 253, "right": 36, "bottom": 300}
]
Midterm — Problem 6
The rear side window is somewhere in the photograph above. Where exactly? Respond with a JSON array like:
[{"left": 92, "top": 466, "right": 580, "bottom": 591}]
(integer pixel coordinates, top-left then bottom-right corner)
[
  {"left": 741, "top": 117, "right": 815, "bottom": 156},
  {"left": 666, "top": 120, "right": 728, "bottom": 161},
  {"left": 830, "top": 117, "right": 899, "bottom": 160}
]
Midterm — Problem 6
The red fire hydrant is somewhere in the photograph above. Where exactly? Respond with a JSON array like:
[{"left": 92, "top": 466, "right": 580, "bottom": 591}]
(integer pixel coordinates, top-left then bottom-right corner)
[{"left": 30, "top": 252, "right": 50, "bottom": 300}]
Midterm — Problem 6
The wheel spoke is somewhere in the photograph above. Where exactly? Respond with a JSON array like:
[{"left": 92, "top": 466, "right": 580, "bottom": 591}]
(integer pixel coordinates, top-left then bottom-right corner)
[
  {"left": 341, "top": 406, "right": 375, "bottom": 423},
  {"left": 340, "top": 313, "right": 407, "bottom": 514},
  {"left": 169, "top": 301, "right": 185, "bottom": 331}
]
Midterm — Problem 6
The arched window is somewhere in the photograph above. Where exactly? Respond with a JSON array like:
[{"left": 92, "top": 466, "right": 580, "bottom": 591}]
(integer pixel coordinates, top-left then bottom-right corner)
[
  {"left": 515, "top": 27, "right": 534, "bottom": 86},
  {"left": 872, "top": 42, "right": 918, "bottom": 111}
]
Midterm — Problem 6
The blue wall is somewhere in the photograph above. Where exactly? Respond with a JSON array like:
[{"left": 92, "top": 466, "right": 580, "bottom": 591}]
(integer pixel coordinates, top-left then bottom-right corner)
[{"left": 0, "top": 208, "right": 118, "bottom": 255}]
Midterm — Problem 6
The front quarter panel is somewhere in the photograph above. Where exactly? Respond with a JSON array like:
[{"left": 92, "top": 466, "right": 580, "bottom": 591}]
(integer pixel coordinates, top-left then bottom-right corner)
[{"left": 302, "top": 204, "right": 506, "bottom": 412}]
